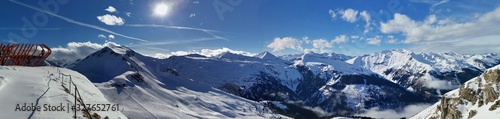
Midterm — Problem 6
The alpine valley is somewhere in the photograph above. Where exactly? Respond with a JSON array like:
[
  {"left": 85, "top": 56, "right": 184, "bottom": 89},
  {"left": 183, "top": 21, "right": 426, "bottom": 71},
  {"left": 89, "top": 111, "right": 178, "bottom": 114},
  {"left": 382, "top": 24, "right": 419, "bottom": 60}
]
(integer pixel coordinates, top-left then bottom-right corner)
[{"left": 47, "top": 46, "right": 500, "bottom": 118}]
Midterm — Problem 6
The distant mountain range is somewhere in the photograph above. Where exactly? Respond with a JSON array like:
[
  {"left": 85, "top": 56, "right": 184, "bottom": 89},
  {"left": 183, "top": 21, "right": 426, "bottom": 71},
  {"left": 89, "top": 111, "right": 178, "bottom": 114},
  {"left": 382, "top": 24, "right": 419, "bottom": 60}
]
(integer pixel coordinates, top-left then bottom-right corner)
[
  {"left": 349, "top": 49, "right": 500, "bottom": 100},
  {"left": 48, "top": 46, "right": 500, "bottom": 117}
]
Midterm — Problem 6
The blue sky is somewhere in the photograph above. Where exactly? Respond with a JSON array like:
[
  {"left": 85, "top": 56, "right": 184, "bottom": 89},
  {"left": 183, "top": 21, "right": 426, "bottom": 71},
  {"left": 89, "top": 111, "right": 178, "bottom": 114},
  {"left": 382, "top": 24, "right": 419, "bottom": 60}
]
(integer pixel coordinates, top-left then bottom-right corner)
[{"left": 1, "top": 0, "right": 500, "bottom": 58}]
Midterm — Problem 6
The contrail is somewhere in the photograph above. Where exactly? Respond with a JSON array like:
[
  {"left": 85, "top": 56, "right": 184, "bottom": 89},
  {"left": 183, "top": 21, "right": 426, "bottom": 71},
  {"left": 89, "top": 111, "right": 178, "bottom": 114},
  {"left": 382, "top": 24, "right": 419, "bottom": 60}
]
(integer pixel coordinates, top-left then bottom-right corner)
[
  {"left": 10, "top": 0, "right": 149, "bottom": 42},
  {"left": 131, "top": 37, "right": 221, "bottom": 47},
  {"left": 125, "top": 24, "right": 229, "bottom": 41},
  {"left": 125, "top": 24, "right": 218, "bottom": 33}
]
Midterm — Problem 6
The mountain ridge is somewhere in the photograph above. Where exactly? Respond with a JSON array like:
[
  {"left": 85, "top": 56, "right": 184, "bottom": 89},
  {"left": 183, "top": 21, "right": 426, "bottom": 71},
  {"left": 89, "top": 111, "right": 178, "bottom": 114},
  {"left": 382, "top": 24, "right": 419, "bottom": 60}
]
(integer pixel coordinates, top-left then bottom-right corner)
[
  {"left": 62, "top": 46, "right": 434, "bottom": 116},
  {"left": 48, "top": 45, "right": 500, "bottom": 117}
]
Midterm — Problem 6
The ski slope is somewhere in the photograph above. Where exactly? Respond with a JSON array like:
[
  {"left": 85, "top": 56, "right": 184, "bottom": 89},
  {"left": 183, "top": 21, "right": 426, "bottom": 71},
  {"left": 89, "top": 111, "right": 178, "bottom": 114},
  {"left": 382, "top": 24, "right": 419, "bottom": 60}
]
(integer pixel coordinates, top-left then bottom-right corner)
[
  {"left": 68, "top": 46, "right": 288, "bottom": 118},
  {"left": 0, "top": 66, "right": 126, "bottom": 119},
  {"left": 96, "top": 71, "right": 287, "bottom": 119}
]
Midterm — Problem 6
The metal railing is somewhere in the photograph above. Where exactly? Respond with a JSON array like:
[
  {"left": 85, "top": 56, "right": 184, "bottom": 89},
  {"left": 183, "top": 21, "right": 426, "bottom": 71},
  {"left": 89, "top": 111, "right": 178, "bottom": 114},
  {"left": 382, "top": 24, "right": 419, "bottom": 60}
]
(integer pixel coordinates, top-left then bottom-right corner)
[
  {"left": 57, "top": 67, "right": 93, "bottom": 119},
  {"left": 0, "top": 44, "right": 52, "bottom": 66}
]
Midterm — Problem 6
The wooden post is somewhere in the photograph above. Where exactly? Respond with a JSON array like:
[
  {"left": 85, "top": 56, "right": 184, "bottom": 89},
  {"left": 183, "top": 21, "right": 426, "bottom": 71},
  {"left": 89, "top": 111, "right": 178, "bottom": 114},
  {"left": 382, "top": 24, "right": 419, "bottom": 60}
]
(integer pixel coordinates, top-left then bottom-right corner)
[
  {"left": 69, "top": 75, "right": 71, "bottom": 93},
  {"left": 74, "top": 85, "right": 77, "bottom": 119}
]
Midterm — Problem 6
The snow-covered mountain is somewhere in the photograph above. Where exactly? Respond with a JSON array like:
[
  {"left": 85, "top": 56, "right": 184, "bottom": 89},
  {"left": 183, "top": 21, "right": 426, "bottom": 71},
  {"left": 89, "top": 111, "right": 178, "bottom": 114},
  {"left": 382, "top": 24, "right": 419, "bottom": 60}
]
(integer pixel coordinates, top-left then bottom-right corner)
[
  {"left": 347, "top": 49, "right": 500, "bottom": 99},
  {"left": 0, "top": 66, "right": 126, "bottom": 119},
  {"left": 66, "top": 46, "right": 435, "bottom": 117},
  {"left": 292, "top": 52, "right": 430, "bottom": 115},
  {"left": 411, "top": 64, "right": 500, "bottom": 119},
  {"left": 69, "top": 46, "right": 289, "bottom": 118}
]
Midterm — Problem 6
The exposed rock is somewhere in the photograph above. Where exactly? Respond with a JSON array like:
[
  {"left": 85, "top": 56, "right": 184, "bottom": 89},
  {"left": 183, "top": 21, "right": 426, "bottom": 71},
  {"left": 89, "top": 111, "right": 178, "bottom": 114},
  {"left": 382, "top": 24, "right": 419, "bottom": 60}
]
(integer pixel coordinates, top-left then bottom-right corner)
[
  {"left": 484, "top": 85, "right": 498, "bottom": 104},
  {"left": 468, "top": 110, "right": 477, "bottom": 119},
  {"left": 484, "top": 70, "right": 500, "bottom": 84},
  {"left": 415, "top": 68, "right": 500, "bottom": 118},
  {"left": 490, "top": 100, "right": 500, "bottom": 111},
  {"left": 438, "top": 97, "right": 462, "bottom": 119},
  {"left": 459, "top": 86, "right": 477, "bottom": 104}
]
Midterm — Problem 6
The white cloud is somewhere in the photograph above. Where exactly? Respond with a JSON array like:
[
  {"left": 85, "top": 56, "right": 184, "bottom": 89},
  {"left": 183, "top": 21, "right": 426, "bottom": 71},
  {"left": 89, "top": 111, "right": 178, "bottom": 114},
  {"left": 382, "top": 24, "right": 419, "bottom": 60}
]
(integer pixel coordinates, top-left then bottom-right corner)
[
  {"left": 267, "top": 37, "right": 303, "bottom": 52},
  {"left": 410, "top": 35, "right": 500, "bottom": 54},
  {"left": 350, "top": 35, "right": 360, "bottom": 39},
  {"left": 367, "top": 36, "right": 382, "bottom": 45},
  {"left": 387, "top": 35, "right": 398, "bottom": 44},
  {"left": 360, "top": 11, "right": 372, "bottom": 33},
  {"left": 359, "top": 104, "right": 432, "bottom": 118},
  {"left": 328, "top": 9, "right": 337, "bottom": 20},
  {"left": 312, "top": 39, "right": 333, "bottom": 49},
  {"left": 105, "top": 6, "right": 117, "bottom": 13},
  {"left": 387, "top": 39, "right": 398, "bottom": 44},
  {"left": 381, "top": 7, "right": 500, "bottom": 54},
  {"left": 190, "top": 13, "right": 196, "bottom": 18},
  {"left": 380, "top": 7, "right": 500, "bottom": 43},
  {"left": 167, "top": 47, "right": 257, "bottom": 58},
  {"left": 339, "top": 9, "right": 359, "bottom": 23},
  {"left": 97, "top": 14, "right": 125, "bottom": 26},
  {"left": 10, "top": 0, "right": 146, "bottom": 42},
  {"left": 49, "top": 41, "right": 120, "bottom": 63},
  {"left": 332, "top": 35, "right": 348, "bottom": 44},
  {"left": 98, "top": 34, "right": 107, "bottom": 39},
  {"left": 126, "top": 12, "right": 131, "bottom": 17},
  {"left": 199, "top": 48, "right": 256, "bottom": 57},
  {"left": 301, "top": 36, "right": 311, "bottom": 44},
  {"left": 424, "top": 79, "right": 460, "bottom": 90},
  {"left": 152, "top": 53, "right": 171, "bottom": 59},
  {"left": 97, "top": 34, "right": 115, "bottom": 40},
  {"left": 360, "top": 11, "right": 371, "bottom": 22},
  {"left": 308, "top": 38, "right": 334, "bottom": 53},
  {"left": 169, "top": 51, "right": 192, "bottom": 56}
]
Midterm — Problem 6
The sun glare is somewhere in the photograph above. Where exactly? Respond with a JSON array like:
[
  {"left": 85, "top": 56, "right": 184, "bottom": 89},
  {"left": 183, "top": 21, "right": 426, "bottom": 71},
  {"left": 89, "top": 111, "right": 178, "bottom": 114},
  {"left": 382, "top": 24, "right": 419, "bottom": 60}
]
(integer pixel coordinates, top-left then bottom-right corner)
[{"left": 153, "top": 3, "right": 170, "bottom": 17}]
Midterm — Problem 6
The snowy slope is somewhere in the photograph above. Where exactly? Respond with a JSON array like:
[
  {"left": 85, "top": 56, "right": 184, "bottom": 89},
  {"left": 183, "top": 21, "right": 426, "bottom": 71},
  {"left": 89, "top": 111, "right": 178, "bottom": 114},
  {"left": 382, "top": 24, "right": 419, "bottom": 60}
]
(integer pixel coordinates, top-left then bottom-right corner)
[
  {"left": 294, "top": 52, "right": 372, "bottom": 76},
  {"left": 163, "top": 50, "right": 429, "bottom": 115},
  {"left": 0, "top": 66, "right": 125, "bottom": 119},
  {"left": 411, "top": 65, "right": 500, "bottom": 119},
  {"left": 286, "top": 52, "right": 430, "bottom": 115},
  {"left": 348, "top": 49, "right": 500, "bottom": 99},
  {"left": 67, "top": 46, "right": 435, "bottom": 117},
  {"left": 161, "top": 51, "right": 419, "bottom": 115},
  {"left": 165, "top": 51, "right": 303, "bottom": 92},
  {"left": 69, "top": 46, "right": 290, "bottom": 119}
]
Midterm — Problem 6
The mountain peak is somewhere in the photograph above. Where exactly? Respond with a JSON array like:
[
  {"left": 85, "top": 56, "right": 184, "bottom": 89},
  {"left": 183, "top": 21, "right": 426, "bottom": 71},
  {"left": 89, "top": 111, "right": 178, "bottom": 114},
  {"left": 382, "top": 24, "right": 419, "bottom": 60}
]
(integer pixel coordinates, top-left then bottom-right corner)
[
  {"left": 392, "top": 49, "right": 413, "bottom": 54},
  {"left": 106, "top": 45, "right": 135, "bottom": 55},
  {"left": 85, "top": 45, "right": 136, "bottom": 60},
  {"left": 256, "top": 51, "right": 278, "bottom": 60},
  {"left": 216, "top": 51, "right": 249, "bottom": 60},
  {"left": 302, "top": 51, "right": 324, "bottom": 57}
]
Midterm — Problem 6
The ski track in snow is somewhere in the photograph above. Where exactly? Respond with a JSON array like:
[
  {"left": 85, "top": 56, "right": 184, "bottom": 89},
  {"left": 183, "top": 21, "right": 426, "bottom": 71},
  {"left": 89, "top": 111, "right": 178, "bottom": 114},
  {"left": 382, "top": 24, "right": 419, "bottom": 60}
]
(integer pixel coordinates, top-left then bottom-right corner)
[
  {"left": 28, "top": 73, "right": 52, "bottom": 119},
  {"left": 122, "top": 88, "right": 158, "bottom": 119}
]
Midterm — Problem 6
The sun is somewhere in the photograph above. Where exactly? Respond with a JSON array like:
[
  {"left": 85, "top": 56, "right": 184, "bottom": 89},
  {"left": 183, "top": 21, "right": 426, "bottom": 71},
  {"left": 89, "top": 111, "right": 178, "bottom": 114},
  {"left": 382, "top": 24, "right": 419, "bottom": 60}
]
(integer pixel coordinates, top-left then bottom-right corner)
[{"left": 153, "top": 3, "right": 170, "bottom": 17}]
